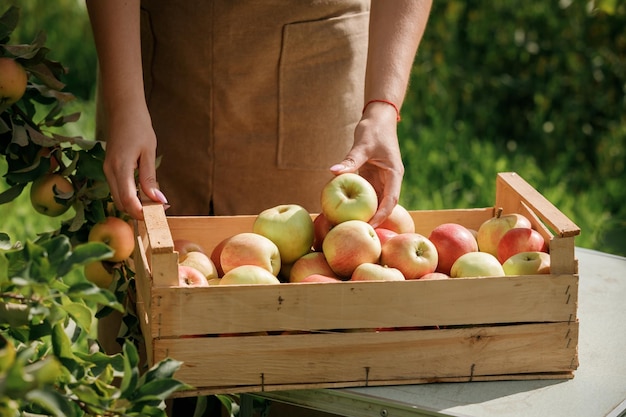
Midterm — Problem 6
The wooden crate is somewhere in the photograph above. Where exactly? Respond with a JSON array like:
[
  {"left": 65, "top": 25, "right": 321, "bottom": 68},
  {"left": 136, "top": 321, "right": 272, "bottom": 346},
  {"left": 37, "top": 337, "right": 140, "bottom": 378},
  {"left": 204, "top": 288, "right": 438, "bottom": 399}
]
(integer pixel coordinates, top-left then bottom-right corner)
[{"left": 133, "top": 172, "right": 580, "bottom": 397}]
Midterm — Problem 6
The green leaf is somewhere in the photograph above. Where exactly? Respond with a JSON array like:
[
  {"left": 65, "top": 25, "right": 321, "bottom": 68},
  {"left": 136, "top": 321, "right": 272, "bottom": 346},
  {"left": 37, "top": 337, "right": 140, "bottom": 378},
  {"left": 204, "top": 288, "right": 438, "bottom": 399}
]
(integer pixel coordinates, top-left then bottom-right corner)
[
  {"left": 0, "top": 183, "right": 26, "bottom": 205},
  {"left": 67, "top": 282, "right": 122, "bottom": 311},
  {"left": 25, "top": 388, "right": 76, "bottom": 417},
  {"left": 57, "top": 242, "right": 113, "bottom": 277},
  {"left": 119, "top": 342, "right": 139, "bottom": 398},
  {"left": 131, "top": 378, "right": 190, "bottom": 403},
  {"left": 60, "top": 302, "right": 92, "bottom": 333},
  {"left": 0, "top": 6, "right": 19, "bottom": 42},
  {"left": 140, "top": 358, "right": 183, "bottom": 385}
]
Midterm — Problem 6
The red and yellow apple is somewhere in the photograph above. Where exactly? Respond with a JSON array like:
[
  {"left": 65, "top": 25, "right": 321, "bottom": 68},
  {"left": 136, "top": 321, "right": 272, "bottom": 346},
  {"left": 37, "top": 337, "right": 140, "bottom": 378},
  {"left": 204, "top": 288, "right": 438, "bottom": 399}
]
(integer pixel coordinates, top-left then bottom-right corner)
[
  {"left": 428, "top": 223, "right": 478, "bottom": 275},
  {"left": 29, "top": 173, "right": 74, "bottom": 217},
  {"left": 179, "top": 251, "right": 218, "bottom": 280},
  {"left": 374, "top": 228, "right": 398, "bottom": 246},
  {"left": 450, "top": 252, "right": 505, "bottom": 278},
  {"left": 88, "top": 216, "right": 136, "bottom": 262},
  {"left": 420, "top": 272, "right": 450, "bottom": 280},
  {"left": 174, "top": 239, "right": 206, "bottom": 257},
  {"left": 320, "top": 173, "right": 378, "bottom": 224},
  {"left": 476, "top": 209, "right": 531, "bottom": 256},
  {"left": 300, "top": 274, "right": 342, "bottom": 283},
  {"left": 219, "top": 265, "right": 282, "bottom": 285},
  {"left": 497, "top": 227, "right": 548, "bottom": 264},
  {"left": 178, "top": 264, "right": 210, "bottom": 287},
  {"left": 84, "top": 260, "right": 116, "bottom": 289},
  {"left": 312, "top": 213, "right": 333, "bottom": 252},
  {"left": 351, "top": 263, "right": 405, "bottom": 282},
  {"left": 322, "top": 219, "right": 381, "bottom": 277},
  {"left": 219, "top": 232, "right": 281, "bottom": 276},
  {"left": 289, "top": 251, "right": 339, "bottom": 283},
  {"left": 377, "top": 204, "right": 415, "bottom": 234},
  {"left": 380, "top": 233, "right": 438, "bottom": 280},
  {"left": 0, "top": 57, "right": 28, "bottom": 112},
  {"left": 253, "top": 204, "right": 315, "bottom": 264},
  {"left": 502, "top": 251, "right": 551, "bottom": 275}
]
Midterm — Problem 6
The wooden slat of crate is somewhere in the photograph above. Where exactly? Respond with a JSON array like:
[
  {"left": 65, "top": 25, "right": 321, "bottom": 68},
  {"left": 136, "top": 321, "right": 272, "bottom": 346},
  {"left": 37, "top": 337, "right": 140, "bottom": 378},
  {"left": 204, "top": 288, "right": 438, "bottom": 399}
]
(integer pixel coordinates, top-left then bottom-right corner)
[
  {"left": 155, "top": 321, "right": 578, "bottom": 396},
  {"left": 146, "top": 274, "right": 577, "bottom": 338}
]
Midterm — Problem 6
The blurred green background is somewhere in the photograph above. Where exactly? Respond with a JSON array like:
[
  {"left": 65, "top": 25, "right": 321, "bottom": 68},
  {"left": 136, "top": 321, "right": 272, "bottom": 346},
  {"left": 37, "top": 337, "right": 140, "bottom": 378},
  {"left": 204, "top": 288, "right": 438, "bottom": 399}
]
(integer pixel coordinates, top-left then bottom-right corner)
[{"left": 2, "top": 0, "right": 625, "bottom": 256}]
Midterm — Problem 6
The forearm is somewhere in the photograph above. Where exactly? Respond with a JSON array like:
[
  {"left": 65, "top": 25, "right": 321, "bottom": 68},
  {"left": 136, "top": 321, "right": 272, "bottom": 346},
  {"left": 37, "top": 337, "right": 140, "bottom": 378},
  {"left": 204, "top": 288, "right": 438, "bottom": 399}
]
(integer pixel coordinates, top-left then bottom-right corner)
[
  {"left": 86, "top": 0, "right": 146, "bottom": 116},
  {"left": 364, "top": 0, "right": 432, "bottom": 115}
]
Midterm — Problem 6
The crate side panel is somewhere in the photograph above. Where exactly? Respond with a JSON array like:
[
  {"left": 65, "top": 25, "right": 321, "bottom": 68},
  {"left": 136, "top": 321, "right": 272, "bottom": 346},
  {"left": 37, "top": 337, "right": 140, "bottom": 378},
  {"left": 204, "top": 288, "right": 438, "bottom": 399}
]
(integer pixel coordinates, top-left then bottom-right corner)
[
  {"left": 409, "top": 208, "right": 493, "bottom": 236},
  {"left": 167, "top": 215, "right": 256, "bottom": 253},
  {"left": 155, "top": 322, "right": 578, "bottom": 393},
  {"left": 151, "top": 275, "right": 577, "bottom": 337}
]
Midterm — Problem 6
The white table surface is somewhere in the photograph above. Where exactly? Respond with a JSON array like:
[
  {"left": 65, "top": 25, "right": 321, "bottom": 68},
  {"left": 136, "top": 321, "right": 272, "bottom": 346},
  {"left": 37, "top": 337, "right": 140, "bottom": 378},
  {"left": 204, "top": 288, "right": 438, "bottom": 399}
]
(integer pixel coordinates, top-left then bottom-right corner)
[{"left": 251, "top": 247, "right": 626, "bottom": 417}]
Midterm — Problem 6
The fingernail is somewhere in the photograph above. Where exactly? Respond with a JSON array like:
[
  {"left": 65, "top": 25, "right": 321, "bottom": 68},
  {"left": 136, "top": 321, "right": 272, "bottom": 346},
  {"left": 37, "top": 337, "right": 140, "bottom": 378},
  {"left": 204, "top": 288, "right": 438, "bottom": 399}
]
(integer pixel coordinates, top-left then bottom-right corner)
[
  {"left": 330, "top": 164, "right": 346, "bottom": 172},
  {"left": 153, "top": 188, "right": 169, "bottom": 204}
]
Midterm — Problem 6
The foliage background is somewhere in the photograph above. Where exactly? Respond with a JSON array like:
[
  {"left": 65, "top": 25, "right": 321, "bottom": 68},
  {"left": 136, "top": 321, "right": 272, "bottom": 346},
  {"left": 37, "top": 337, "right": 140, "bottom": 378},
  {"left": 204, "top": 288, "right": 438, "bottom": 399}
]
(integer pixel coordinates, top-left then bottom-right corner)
[{"left": 1, "top": 0, "right": 625, "bottom": 256}]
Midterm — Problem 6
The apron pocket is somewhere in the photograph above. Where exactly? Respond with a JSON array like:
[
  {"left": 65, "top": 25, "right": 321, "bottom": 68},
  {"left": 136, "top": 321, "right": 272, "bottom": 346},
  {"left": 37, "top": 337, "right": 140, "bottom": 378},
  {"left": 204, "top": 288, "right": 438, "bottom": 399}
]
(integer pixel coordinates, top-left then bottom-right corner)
[{"left": 277, "top": 11, "right": 369, "bottom": 171}]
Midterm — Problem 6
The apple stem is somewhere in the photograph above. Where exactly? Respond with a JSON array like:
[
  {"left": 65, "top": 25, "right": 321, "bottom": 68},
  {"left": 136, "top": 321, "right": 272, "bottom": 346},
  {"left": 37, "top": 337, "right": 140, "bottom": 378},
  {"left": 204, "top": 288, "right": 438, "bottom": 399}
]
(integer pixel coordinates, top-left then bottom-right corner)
[{"left": 495, "top": 207, "right": 503, "bottom": 218}]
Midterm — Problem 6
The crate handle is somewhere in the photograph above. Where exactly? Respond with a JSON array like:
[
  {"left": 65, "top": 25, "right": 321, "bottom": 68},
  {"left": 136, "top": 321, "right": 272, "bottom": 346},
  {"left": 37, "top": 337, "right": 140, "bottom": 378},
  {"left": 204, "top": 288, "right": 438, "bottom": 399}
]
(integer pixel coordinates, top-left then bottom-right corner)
[
  {"left": 139, "top": 202, "right": 179, "bottom": 287},
  {"left": 495, "top": 172, "right": 580, "bottom": 238}
]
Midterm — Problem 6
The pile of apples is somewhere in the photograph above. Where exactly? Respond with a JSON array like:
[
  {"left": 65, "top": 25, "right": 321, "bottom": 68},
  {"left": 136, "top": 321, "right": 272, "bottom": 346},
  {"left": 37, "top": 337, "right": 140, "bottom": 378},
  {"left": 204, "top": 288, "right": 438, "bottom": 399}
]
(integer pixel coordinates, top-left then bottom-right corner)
[{"left": 174, "top": 173, "right": 550, "bottom": 287}]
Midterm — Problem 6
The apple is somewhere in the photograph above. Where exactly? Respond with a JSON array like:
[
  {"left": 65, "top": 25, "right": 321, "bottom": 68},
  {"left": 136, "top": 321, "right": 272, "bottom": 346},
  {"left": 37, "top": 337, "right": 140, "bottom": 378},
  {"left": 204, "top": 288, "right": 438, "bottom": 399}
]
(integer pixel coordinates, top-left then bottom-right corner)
[
  {"left": 29, "top": 173, "right": 74, "bottom": 217},
  {"left": 320, "top": 173, "right": 378, "bottom": 224},
  {"left": 450, "top": 252, "right": 505, "bottom": 278},
  {"left": 351, "top": 263, "right": 405, "bottom": 282},
  {"left": 253, "top": 204, "right": 315, "bottom": 264},
  {"left": 219, "top": 232, "right": 281, "bottom": 276},
  {"left": 300, "top": 274, "right": 342, "bottom": 283},
  {"left": 84, "top": 260, "right": 116, "bottom": 289},
  {"left": 178, "top": 264, "right": 210, "bottom": 287},
  {"left": 219, "top": 265, "right": 282, "bottom": 285},
  {"left": 88, "top": 216, "right": 136, "bottom": 262},
  {"left": 380, "top": 233, "right": 438, "bottom": 279},
  {"left": 377, "top": 204, "right": 415, "bottom": 234},
  {"left": 375, "top": 228, "right": 398, "bottom": 246},
  {"left": 502, "top": 251, "right": 551, "bottom": 275},
  {"left": 312, "top": 213, "right": 333, "bottom": 252},
  {"left": 289, "top": 251, "right": 339, "bottom": 283},
  {"left": 179, "top": 251, "right": 218, "bottom": 280},
  {"left": 420, "top": 272, "right": 450, "bottom": 280},
  {"left": 428, "top": 223, "right": 478, "bottom": 275},
  {"left": 497, "top": 227, "right": 548, "bottom": 264},
  {"left": 174, "top": 239, "right": 206, "bottom": 257},
  {"left": 476, "top": 208, "right": 532, "bottom": 256},
  {"left": 0, "top": 57, "right": 28, "bottom": 112},
  {"left": 322, "top": 219, "right": 381, "bottom": 277},
  {"left": 210, "top": 236, "right": 232, "bottom": 277}
]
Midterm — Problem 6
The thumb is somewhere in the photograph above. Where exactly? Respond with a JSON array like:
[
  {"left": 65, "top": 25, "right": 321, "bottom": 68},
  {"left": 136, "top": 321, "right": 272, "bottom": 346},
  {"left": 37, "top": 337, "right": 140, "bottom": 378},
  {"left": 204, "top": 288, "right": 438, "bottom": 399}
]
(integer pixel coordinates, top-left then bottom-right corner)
[
  {"left": 138, "top": 158, "right": 168, "bottom": 207},
  {"left": 330, "top": 157, "right": 359, "bottom": 175}
]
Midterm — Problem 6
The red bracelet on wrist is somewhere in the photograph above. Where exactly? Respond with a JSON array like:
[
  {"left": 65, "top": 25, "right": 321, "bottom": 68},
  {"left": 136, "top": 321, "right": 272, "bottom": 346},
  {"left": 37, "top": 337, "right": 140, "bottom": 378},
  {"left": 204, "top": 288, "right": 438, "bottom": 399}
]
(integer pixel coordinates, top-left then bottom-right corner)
[{"left": 362, "top": 99, "right": 401, "bottom": 122}]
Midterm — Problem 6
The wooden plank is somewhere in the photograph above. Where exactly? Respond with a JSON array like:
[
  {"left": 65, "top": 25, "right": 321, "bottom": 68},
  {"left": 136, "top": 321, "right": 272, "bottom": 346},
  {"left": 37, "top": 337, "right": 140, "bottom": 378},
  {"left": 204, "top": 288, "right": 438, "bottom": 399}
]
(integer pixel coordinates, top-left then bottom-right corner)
[
  {"left": 155, "top": 322, "right": 578, "bottom": 394},
  {"left": 410, "top": 208, "right": 493, "bottom": 236},
  {"left": 150, "top": 274, "right": 578, "bottom": 337}
]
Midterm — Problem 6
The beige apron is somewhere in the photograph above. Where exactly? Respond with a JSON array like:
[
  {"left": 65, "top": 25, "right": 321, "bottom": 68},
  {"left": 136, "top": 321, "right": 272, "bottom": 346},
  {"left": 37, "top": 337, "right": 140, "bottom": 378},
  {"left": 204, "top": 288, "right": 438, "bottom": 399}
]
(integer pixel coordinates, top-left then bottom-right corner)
[
  {"left": 97, "top": 1, "right": 370, "bottom": 354},
  {"left": 137, "top": 0, "right": 370, "bottom": 216}
]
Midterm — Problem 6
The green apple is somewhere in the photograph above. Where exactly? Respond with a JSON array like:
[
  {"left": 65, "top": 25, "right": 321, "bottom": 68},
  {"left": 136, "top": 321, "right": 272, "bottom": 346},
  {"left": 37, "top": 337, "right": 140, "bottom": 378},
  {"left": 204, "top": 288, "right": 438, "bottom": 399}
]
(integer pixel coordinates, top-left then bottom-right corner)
[
  {"left": 450, "top": 252, "right": 505, "bottom": 278},
  {"left": 322, "top": 220, "right": 381, "bottom": 277},
  {"left": 320, "top": 173, "right": 378, "bottom": 224},
  {"left": 253, "top": 204, "right": 314, "bottom": 264},
  {"left": 502, "top": 251, "right": 551, "bottom": 275},
  {"left": 380, "top": 233, "right": 438, "bottom": 280}
]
